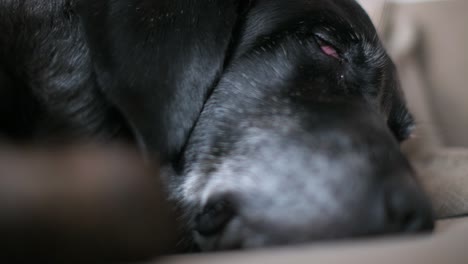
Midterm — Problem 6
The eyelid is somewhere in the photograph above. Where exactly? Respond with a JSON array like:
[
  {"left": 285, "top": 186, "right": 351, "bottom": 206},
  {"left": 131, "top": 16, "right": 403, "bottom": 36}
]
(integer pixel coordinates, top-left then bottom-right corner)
[
  {"left": 320, "top": 43, "right": 340, "bottom": 59},
  {"left": 313, "top": 33, "right": 343, "bottom": 60},
  {"left": 314, "top": 32, "right": 341, "bottom": 49}
]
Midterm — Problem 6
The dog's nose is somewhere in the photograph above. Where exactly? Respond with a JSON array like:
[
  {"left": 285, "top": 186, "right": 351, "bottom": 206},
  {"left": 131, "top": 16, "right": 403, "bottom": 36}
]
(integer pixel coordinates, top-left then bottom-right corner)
[
  {"left": 194, "top": 196, "right": 236, "bottom": 237},
  {"left": 382, "top": 184, "right": 434, "bottom": 233}
]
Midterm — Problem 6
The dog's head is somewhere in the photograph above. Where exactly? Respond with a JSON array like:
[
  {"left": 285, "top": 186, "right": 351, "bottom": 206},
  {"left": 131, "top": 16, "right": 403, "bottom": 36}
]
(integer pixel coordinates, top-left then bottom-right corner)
[{"left": 174, "top": 0, "right": 433, "bottom": 250}]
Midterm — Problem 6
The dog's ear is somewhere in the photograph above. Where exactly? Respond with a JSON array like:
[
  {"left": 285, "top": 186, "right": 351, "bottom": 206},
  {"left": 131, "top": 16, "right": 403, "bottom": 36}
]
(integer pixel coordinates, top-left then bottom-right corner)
[
  {"left": 0, "top": 70, "right": 37, "bottom": 140},
  {"left": 78, "top": 0, "right": 244, "bottom": 163}
]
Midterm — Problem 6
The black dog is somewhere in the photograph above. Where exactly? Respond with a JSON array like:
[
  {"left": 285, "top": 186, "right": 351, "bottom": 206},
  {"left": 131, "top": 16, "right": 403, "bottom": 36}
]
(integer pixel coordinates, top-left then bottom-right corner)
[{"left": 0, "top": 0, "right": 433, "bottom": 253}]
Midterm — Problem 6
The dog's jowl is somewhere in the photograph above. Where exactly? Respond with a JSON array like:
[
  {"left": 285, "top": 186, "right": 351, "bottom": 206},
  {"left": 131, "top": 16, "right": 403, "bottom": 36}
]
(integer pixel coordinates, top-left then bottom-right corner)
[{"left": 0, "top": 0, "right": 434, "bottom": 253}]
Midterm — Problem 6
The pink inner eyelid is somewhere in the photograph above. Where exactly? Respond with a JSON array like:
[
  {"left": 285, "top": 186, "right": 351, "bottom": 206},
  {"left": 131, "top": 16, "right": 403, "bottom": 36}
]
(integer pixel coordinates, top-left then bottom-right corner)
[{"left": 320, "top": 44, "right": 340, "bottom": 59}]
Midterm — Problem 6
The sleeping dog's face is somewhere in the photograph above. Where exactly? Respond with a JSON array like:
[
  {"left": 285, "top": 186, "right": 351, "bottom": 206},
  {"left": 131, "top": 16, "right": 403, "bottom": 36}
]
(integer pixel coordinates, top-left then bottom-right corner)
[{"left": 174, "top": 0, "right": 433, "bottom": 250}]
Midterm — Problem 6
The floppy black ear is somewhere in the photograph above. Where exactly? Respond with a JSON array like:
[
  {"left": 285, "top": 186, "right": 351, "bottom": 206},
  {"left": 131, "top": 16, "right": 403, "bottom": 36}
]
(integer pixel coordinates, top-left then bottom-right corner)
[{"left": 78, "top": 0, "right": 245, "bottom": 162}]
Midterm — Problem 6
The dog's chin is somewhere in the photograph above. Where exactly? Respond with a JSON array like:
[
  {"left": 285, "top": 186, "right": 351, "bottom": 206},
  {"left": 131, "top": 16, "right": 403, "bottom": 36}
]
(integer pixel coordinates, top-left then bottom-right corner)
[
  {"left": 192, "top": 218, "right": 380, "bottom": 252},
  {"left": 193, "top": 218, "right": 243, "bottom": 251}
]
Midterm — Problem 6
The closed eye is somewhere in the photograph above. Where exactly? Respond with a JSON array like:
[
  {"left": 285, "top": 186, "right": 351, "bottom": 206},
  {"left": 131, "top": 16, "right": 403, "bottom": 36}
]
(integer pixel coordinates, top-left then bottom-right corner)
[
  {"left": 321, "top": 44, "right": 340, "bottom": 59},
  {"left": 314, "top": 34, "right": 342, "bottom": 60}
]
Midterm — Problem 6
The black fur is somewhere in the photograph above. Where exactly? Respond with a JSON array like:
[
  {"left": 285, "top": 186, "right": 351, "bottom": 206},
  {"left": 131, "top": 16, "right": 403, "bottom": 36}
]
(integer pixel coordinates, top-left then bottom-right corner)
[
  {"left": 0, "top": 1, "right": 130, "bottom": 142},
  {"left": 78, "top": 0, "right": 251, "bottom": 162}
]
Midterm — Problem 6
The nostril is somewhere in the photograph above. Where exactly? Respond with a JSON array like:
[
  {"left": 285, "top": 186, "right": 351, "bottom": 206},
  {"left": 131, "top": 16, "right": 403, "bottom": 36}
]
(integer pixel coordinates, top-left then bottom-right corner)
[
  {"left": 384, "top": 188, "right": 434, "bottom": 233},
  {"left": 194, "top": 196, "right": 236, "bottom": 237}
]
